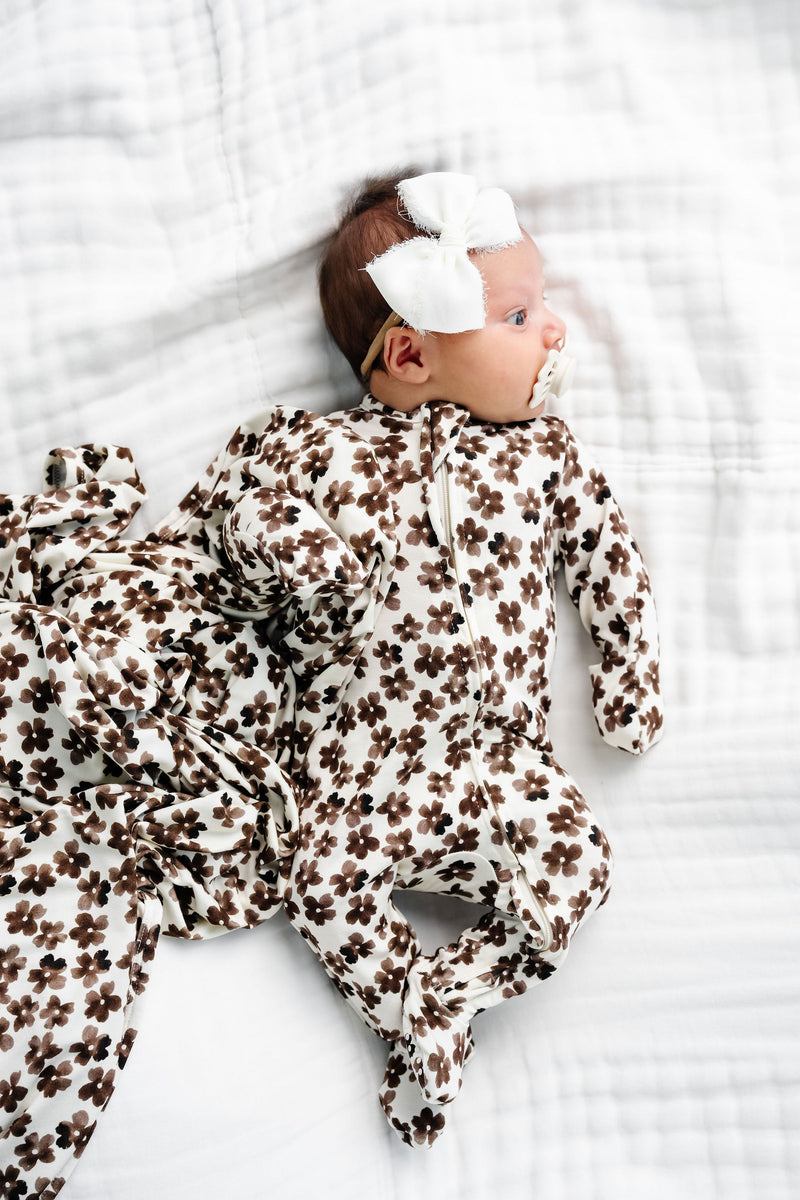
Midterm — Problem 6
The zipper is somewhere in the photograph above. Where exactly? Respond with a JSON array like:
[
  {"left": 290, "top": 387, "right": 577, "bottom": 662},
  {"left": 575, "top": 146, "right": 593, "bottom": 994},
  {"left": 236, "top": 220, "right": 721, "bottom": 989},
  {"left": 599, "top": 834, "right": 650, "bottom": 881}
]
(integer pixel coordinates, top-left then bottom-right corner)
[
  {"left": 432, "top": 452, "right": 554, "bottom": 952},
  {"left": 434, "top": 458, "right": 484, "bottom": 695}
]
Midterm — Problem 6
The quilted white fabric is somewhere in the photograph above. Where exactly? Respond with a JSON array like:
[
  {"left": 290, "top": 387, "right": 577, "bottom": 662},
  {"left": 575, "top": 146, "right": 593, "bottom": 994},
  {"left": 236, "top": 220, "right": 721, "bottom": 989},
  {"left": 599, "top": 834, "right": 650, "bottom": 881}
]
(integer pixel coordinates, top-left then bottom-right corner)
[{"left": 1, "top": 0, "right": 798, "bottom": 1197}]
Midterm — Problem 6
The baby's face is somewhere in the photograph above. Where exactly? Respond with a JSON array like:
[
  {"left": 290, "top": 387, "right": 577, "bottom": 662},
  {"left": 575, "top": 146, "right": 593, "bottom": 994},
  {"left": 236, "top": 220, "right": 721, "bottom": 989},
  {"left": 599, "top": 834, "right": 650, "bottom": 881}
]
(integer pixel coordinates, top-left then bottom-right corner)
[{"left": 428, "top": 233, "right": 566, "bottom": 423}]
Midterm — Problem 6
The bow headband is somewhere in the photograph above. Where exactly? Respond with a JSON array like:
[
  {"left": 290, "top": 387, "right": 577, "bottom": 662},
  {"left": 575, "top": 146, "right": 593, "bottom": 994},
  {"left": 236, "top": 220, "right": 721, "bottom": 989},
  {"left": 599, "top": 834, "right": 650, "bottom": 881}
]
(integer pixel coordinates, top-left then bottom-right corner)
[{"left": 360, "top": 172, "right": 522, "bottom": 377}]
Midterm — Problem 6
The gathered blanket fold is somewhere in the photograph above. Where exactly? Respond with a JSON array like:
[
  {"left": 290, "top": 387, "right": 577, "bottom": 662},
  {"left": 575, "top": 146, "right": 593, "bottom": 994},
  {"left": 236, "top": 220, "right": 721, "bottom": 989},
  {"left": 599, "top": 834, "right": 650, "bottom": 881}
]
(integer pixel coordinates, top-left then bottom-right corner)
[{"left": 0, "top": 410, "right": 397, "bottom": 1197}]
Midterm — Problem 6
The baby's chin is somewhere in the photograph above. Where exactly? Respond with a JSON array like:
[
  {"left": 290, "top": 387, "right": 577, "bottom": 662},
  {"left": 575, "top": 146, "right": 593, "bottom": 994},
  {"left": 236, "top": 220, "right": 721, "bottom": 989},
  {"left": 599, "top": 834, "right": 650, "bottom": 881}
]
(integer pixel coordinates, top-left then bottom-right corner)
[
  {"left": 505, "top": 396, "right": 547, "bottom": 424},
  {"left": 454, "top": 395, "right": 547, "bottom": 424},
  {"left": 482, "top": 399, "right": 547, "bottom": 425}
]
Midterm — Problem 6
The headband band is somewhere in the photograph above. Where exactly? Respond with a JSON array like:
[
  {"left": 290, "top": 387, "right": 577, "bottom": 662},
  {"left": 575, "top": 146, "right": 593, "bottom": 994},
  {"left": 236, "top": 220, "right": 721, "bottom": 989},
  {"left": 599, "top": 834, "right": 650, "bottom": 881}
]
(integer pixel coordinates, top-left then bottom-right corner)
[{"left": 360, "top": 311, "right": 403, "bottom": 379}]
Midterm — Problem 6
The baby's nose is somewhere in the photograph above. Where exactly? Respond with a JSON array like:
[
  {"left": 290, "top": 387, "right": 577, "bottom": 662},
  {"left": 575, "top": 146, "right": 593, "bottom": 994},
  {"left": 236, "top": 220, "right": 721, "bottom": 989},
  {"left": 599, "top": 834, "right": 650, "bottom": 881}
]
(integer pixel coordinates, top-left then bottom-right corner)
[{"left": 543, "top": 320, "right": 566, "bottom": 351}]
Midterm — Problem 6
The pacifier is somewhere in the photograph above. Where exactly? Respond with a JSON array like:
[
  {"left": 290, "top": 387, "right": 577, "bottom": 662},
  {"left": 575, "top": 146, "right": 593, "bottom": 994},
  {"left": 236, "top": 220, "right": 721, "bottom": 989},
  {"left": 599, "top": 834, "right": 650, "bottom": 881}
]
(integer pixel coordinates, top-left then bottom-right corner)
[{"left": 529, "top": 345, "right": 576, "bottom": 410}]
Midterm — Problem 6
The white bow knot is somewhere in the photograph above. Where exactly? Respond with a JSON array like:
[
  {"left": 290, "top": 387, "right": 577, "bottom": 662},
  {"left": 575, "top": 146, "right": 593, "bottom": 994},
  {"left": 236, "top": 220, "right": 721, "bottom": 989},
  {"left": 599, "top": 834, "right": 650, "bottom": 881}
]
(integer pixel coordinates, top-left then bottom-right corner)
[{"left": 364, "top": 172, "right": 522, "bottom": 335}]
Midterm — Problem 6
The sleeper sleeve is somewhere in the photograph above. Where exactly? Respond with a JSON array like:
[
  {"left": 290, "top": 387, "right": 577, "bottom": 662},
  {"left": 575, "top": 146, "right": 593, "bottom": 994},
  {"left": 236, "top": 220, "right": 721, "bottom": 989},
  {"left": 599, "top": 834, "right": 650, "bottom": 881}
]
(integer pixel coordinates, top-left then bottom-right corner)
[
  {"left": 553, "top": 424, "right": 663, "bottom": 755},
  {"left": 216, "top": 407, "right": 398, "bottom": 735}
]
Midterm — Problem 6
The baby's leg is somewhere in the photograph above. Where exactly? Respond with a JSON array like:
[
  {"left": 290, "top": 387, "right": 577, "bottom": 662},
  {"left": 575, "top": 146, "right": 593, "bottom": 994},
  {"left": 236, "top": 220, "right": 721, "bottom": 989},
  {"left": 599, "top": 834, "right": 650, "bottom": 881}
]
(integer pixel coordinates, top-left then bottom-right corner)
[
  {"left": 285, "top": 750, "right": 613, "bottom": 1144},
  {"left": 284, "top": 843, "right": 566, "bottom": 1144},
  {"left": 378, "top": 742, "right": 616, "bottom": 1144},
  {"left": 378, "top": 896, "right": 568, "bottom": 1144},
  {"left": 496, "top": 748, "right": 614, "bottom": 947}
]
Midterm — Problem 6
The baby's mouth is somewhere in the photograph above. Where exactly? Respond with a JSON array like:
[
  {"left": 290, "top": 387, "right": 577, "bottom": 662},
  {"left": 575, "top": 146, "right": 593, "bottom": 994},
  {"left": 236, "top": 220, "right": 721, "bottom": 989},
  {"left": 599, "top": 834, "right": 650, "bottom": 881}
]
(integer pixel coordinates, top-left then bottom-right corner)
[{"left": 528, "top": 345, "right": 576, "bottom": 410}]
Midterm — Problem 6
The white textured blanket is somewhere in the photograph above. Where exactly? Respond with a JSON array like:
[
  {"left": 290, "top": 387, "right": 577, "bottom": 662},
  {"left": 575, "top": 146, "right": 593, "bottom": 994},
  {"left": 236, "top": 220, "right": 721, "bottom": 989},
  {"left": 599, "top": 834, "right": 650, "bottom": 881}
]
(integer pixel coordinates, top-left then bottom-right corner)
[{"left": 1, "top": 1, "right": 798, "bottom": 1198}]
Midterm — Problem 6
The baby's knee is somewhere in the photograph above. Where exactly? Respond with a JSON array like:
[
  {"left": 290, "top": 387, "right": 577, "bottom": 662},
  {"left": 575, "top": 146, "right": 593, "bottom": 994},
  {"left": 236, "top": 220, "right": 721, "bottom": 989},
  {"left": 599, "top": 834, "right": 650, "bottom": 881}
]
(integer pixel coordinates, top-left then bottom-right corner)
[{"left": 544, "top": 821, "right": 613, "bottom": 949}]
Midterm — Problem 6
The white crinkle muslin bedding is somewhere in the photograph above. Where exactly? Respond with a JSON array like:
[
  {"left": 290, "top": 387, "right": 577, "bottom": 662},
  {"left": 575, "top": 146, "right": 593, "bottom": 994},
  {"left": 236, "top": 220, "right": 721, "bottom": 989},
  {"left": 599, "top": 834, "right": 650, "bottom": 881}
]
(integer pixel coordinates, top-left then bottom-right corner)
[{"left": 1, "top": 1, "right": 798, "bottom": 1198}]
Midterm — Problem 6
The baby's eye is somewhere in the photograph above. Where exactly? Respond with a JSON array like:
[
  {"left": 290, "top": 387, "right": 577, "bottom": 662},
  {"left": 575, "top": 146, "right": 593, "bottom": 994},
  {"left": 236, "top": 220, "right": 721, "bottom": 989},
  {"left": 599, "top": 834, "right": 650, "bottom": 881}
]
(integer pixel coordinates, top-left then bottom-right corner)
[{"left": 506, "top": 310, "right": 527, "bottom": 327}]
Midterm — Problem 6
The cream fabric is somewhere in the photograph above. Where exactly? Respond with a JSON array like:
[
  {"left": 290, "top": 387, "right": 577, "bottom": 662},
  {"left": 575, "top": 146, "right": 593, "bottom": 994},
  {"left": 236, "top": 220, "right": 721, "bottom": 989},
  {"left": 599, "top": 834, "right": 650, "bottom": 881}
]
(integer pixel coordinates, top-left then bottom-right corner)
[{"left": 365, "top": 173, "right": 521, "bottom": 334}]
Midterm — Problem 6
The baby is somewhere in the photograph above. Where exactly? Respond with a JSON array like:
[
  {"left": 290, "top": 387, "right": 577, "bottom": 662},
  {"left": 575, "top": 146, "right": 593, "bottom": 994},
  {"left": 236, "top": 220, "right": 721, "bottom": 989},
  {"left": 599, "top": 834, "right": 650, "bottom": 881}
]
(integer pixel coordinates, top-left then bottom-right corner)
[
  {"left": 277, "top": 171, "right": 664, "bottom": 1144},
  {"left": 0, "top": 171, "right": 662, "bottom": 1186}
]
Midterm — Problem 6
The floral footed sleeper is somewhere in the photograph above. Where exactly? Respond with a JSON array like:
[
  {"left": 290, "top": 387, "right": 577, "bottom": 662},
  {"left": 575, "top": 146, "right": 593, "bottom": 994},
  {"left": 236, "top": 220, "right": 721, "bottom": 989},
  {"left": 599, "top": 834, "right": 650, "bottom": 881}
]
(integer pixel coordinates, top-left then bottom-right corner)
[
  {"left": 0, "top": 399, "right": 661, "bottom": 1193},
  {"left": 279, "top": 395, "right": 663, "bottom": 1144}
]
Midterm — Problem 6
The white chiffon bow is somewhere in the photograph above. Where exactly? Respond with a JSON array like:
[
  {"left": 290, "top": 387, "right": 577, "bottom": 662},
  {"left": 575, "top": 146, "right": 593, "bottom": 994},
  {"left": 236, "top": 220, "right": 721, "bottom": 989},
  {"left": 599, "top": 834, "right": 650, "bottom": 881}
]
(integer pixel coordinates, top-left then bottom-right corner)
[{"left": 365, "top": 173, "right": 522, "bottom": 334}]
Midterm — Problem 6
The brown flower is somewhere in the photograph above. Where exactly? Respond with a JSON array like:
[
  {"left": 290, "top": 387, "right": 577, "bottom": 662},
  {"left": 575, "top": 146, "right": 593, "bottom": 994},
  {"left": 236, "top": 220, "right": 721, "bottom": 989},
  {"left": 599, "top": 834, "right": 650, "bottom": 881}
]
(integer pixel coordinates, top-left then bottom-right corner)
[
  {"left": 78, "top": 1066, "right": 116, "bottom": 1108},
  {"left": 84, "top": 982, "right": 122, "bottom": 1023},
  {"left": 542, "top": 841, "right": 583, "bottom": 878}
]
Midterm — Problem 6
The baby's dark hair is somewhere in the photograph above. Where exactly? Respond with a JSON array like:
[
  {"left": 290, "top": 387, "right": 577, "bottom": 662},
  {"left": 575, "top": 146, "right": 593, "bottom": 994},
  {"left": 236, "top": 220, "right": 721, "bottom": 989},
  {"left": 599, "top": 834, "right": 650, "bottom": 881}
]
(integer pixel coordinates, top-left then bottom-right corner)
[{"left": 318, "top": 169, "right": 424, "bottom": 384}]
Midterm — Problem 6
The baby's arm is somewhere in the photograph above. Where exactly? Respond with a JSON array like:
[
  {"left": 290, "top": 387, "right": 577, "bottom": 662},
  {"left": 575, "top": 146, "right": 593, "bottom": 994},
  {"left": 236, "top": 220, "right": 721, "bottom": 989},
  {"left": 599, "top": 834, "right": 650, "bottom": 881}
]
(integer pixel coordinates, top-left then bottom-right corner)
[{"left": 552, "top": 422, "right": 663, "bottom": 755}]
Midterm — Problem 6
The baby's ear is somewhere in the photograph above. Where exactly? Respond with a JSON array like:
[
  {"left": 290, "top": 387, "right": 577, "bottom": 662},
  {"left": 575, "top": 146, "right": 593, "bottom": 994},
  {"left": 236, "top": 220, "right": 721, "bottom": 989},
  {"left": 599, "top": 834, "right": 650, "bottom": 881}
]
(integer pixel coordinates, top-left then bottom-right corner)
[{"left": 382, "top": 325, "right": 432, "bottom": 383}]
